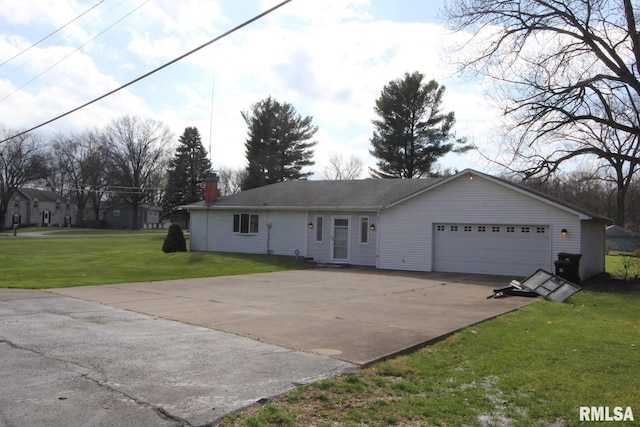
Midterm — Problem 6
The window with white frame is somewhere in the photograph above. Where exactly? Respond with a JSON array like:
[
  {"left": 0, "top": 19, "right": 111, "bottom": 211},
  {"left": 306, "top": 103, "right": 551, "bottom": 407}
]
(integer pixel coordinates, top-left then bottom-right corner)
[
  {"left": 233, "top": 213, "right": 259, "bottom": 234},
  {"left": 360, "top": 217, "right": 369, "bottom": 244}
]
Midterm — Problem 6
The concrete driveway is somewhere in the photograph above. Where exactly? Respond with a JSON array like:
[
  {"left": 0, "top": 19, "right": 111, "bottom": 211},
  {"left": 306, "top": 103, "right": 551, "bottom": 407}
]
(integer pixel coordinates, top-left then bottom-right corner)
[{"left": 1, "top": 268, "right": 535, "bottom": 426}]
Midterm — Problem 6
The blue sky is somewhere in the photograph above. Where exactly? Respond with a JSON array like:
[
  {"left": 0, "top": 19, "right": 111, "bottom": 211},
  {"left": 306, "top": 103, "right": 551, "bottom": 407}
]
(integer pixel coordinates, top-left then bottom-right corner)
[{"left": 0, "top": 0, "right": 499, "bottom": 178}]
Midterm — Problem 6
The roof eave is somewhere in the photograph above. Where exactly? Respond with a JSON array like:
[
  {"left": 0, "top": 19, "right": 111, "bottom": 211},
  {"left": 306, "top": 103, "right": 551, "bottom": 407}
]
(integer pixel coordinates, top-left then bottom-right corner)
[{"left": 183, "top": 204, "right": 383, "bottom": 212}]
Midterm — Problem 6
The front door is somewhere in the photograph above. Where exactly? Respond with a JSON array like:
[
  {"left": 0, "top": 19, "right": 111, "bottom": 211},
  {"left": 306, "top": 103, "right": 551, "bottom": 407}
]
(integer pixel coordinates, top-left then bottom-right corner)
[{"left": 332, "top": 217, "right": 350, "bottom": 262}]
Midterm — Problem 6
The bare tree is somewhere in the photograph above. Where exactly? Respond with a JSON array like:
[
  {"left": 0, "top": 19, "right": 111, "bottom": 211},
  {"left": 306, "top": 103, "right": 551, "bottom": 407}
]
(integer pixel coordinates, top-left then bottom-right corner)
[
  {"left": 323, "top": 153, "right": 363, "bottom": 180},
  {"left": 0, "top": 129, "right": 46, "bottom": 230},
  {"left": 102, "top": 116, "right": 172, "bottom": 230},
  {"left": 504, "top": 116, "right": 640, "bottom": 225},
  {"left": 444, "top": 0, "right": 640, "bottom": 147},
  {"left": 217, "top": 166, "right": 246, "bottom": 196},
  {"left": 51, "top": 130, "right": 108, "bottom": 224}
]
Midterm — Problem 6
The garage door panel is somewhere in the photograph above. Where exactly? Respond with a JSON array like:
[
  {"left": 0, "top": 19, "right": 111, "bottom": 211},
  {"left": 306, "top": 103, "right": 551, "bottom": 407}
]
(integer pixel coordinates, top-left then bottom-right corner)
[{"left": 433, "top": 224, "right": 550, "bottom": 276}]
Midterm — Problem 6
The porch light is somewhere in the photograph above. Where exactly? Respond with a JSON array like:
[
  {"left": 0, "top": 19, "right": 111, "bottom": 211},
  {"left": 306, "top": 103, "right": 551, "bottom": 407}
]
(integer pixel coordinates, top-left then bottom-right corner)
[
  {"left": 370, "top": 224, "right": 376, "bottom": 231},
  {"left": 308, "top": 222, "right": 314, "bottom": 229},
  {"left": 561, "top": 228, "right": 568, "bottom": 237}
]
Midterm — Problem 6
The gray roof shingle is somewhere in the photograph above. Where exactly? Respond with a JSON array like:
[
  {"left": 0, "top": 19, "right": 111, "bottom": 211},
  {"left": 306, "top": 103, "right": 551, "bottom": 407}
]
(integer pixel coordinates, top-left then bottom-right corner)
[
  {"left": 16, "top": 188, "right": 61, "bottom": 202},
  {"left": 183, "top": 169, "right": 611, "bottom": 222},
  {"left": 185, "top": 178, "right": 444, "bottom": 210}
]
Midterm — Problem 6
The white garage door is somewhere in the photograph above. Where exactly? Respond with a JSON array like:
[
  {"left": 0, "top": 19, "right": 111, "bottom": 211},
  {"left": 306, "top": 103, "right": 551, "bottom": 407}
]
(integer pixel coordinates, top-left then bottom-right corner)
[{"left": 433, "top": 224, "right": 550, "bottom": 276}]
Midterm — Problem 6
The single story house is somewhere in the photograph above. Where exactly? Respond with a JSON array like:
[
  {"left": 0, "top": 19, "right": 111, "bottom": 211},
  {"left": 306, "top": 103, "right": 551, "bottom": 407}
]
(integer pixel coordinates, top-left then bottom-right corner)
[
  {"left": 183, "top": 169, "right": 610, "bottom": 280},
  {"left": 103, "top": 202, "right": 162, "bottom": 229},
  {"left": 4, "top": 188, "right": 76, "bottom": 229},
  {"left": 605, "top": 225, "right": 640, "bottom": 253}
]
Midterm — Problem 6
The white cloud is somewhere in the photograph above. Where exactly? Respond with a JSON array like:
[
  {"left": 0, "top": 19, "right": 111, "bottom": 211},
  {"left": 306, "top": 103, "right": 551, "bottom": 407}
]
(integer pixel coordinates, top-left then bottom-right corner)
[{"left": 0, "top": 0, "right": 500, "bottom": 177}]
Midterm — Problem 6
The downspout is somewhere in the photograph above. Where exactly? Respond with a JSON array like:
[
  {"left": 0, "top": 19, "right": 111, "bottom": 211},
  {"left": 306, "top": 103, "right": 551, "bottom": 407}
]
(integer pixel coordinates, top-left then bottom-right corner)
[
  {"left": 376, "top": 211, "right": 381, "bottom": 268},
  {"left": 205, "top": 205, "right": 209, "bottom": 252},
  {"left": 266, "top": 212, "right": 272, "bottom": 255},
  {"left": 267, "top": 222, "right": 272, "bottom": 255}
]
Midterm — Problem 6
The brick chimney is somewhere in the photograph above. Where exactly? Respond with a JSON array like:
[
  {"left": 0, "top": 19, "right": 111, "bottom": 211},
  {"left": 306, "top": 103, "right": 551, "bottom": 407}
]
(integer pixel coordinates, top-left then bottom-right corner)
[{"left": 204, "top": 172, "right": 219, "bottom": 204}]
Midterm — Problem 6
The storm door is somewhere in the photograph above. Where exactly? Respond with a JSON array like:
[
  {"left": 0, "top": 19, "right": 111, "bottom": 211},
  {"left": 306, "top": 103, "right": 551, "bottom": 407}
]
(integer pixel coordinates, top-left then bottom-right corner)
[{"left": 331, "top": 217, "right": 350, "bottom": 262}]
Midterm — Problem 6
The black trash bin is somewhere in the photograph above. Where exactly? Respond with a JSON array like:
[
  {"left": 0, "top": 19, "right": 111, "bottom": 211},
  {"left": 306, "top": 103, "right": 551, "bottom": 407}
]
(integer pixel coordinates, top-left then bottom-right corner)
[{"left": 555, "top": 253, "right": 582, "bottom": 283}]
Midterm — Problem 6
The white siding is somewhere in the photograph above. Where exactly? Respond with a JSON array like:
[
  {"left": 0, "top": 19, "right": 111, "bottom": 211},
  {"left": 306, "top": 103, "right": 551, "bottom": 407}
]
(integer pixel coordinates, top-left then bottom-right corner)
[
  {"left": 350, "top": 213, "right": 378, "bottom": 266},
  {"left": 580, "top": 220, "right": 606, "bottom": 279},
  {"left": 379, "top": 174, "right": 586, "bottom": 276},
  {"left": 189, "top": 210, "right": 208, "bottom": 251},
  {"left": 306, "top": 211, "right": 378, "bottom": 266},
  {"left": 189, "top": 209, "right": 307, "bottom": 256}
]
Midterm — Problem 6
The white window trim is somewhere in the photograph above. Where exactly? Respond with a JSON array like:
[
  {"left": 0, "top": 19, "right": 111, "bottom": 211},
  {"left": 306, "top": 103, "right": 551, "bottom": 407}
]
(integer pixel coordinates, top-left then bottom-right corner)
[
  {"left": 315, "top": 215, "right": 323, "bottom": 243},
  {"left": 233, "top": 213, "right": 260, "bottom": 235},
  {"left": 359, "top": 216, "right": 370, "bottom": 245}
]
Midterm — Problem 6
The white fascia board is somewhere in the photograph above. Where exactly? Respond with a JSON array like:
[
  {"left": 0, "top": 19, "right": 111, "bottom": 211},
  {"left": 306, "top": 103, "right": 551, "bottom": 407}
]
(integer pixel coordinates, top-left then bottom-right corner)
[{"left": 185, "top": 205, "right": 382, "bottom": 212}]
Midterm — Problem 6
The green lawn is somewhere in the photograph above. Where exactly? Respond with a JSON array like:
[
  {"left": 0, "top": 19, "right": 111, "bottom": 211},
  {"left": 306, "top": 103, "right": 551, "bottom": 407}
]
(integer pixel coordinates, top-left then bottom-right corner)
[
  {"left": 2, "top": 234, "right": 638, "bottom": 425},
  {"left": 606, "top": 253, "right": 640, "bottom": 280},
  {"left": 223, "top": 291, "right": 640, "bottom": 426},
  {"left": 0, "top": 234, "right": 308, "bottom": 288}
]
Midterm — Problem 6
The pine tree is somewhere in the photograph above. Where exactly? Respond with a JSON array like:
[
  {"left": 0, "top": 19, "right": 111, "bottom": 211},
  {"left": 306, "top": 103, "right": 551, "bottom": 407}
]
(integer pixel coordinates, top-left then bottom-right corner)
[
  {"left": 241, "top": 96, "right": 318, "bottom": 190},
  {"left": 369, "top": 72, "right": 472, "bottom": 178},
  {"left": 163, "top": 127, "right": 212, "bottom": 225}
]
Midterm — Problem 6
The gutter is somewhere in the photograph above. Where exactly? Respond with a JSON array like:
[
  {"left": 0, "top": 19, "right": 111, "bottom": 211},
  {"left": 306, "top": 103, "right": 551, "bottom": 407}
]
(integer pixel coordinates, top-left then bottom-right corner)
[{"left": 184, "top": 205, "right": 384, "bottom": 212}]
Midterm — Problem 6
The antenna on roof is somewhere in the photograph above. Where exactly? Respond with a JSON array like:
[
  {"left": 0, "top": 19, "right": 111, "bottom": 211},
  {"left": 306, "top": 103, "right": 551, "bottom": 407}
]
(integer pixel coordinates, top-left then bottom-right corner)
[{"left": 208, "top": 64, "right": 215, "bottom": 164}]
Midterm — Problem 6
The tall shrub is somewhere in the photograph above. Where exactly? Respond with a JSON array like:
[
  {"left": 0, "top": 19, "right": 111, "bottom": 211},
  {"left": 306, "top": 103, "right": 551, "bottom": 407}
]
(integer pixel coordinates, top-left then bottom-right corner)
[{"left": 162, "top": 223, "right": 187, "bottom": 253}]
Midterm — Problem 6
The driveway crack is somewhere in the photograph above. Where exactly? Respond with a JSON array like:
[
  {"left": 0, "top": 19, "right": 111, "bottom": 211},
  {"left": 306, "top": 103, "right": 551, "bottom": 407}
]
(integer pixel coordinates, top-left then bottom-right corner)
[
  {"left": 0, "top": 338, "right": 194, "bottom": 426},
  {"left": 81, "top": 374, "right": 194, "bottom": 426}
]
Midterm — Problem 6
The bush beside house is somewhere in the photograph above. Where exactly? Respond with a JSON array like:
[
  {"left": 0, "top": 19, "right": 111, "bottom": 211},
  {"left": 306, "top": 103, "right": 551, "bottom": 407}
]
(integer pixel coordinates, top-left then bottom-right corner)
[{"left": 163, "top": 224, "right": 187, "bottom": 253}]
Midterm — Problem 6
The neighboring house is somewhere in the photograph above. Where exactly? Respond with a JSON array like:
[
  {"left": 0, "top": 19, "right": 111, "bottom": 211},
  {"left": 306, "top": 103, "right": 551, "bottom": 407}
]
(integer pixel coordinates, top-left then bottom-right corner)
[
  {"left": 103, "top": 202, "right": 162, "bottom": 229},
  {"left": 4, "top": 188, "right": 76, "bottom": 229},
  {"left": 605, "top": 225, "right": 640, "bottom": 253},
  {"left": 183, "top": 169, "right": 611, "bottom": 280}
]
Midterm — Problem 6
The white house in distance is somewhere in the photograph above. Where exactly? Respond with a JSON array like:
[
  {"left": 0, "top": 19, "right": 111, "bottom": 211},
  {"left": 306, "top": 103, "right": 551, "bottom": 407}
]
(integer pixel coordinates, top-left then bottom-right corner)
[{"left": 183, "top": 169, "right": 610, "bottom": 280}]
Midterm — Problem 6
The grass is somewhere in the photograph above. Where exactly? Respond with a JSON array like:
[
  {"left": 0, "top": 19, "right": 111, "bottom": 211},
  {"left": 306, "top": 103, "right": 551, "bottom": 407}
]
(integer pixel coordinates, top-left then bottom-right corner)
[
  {"left": 606, "top": 253, "right": 640, "bottom": 280},
  {"left": 2, "top": 234, "right": 638, "bottom": 424},
  {"left": 0, "top": 233, "right": 309, "bottom": 288},
  {"left": 222, "top": 290, "right": 640, "bottom": 426}
]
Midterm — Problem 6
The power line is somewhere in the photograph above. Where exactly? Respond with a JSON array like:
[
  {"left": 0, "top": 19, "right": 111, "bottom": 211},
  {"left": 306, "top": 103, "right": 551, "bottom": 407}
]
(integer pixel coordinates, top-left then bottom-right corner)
[
  {"left": 0, "top": 0, "right": 151, "bottom": 104},
  {"left": 0, "top": 0, "right": 106, "bottom": 69},
  {"left": 0, "top": 0, "right": 130, "bottom": 81},
  {"left": 0, "top": 0, "right": 294, "bottom": 144}
]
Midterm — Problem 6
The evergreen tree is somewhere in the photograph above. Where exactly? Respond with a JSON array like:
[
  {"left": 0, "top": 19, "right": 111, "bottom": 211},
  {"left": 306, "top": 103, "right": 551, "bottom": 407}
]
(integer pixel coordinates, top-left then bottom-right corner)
[
  {"left": 241, "top": 96, "right": 318, "bottom": 190},
  {"left": 162, "top": 223, "right": 187, "bottom": 253},
  {"left": 163, "top": 127, "right": 212, "bottom": 224},
  {"left": 369, "top": 72, "right": 471, "bottom": 178}
]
